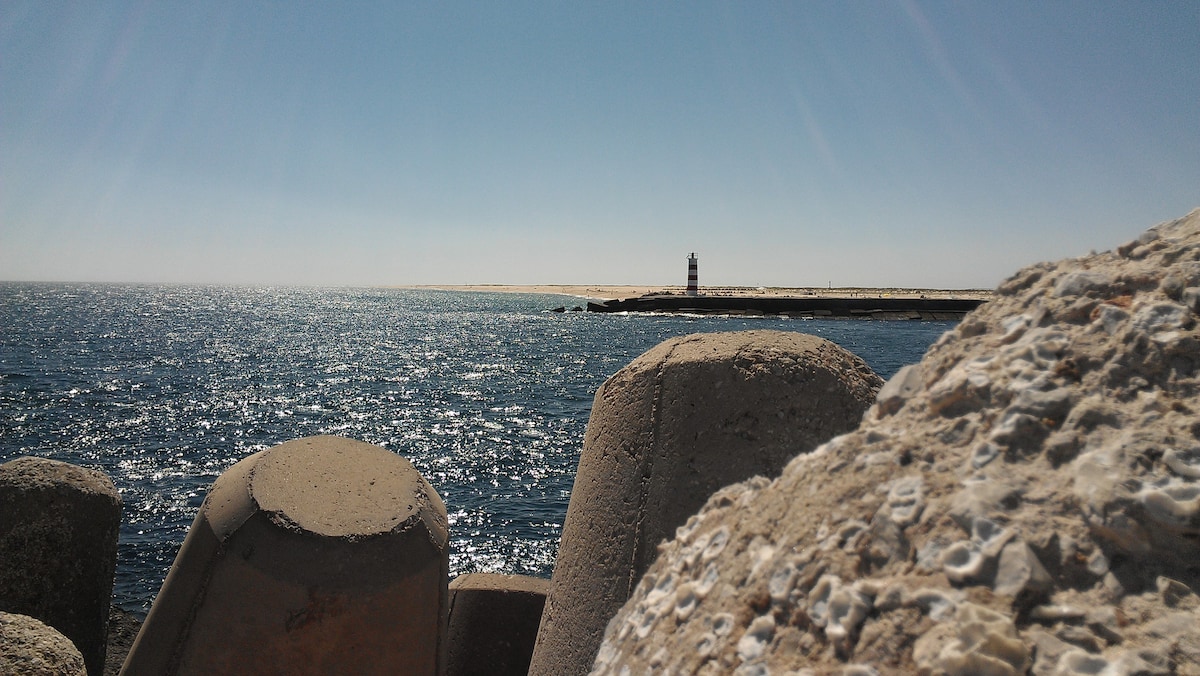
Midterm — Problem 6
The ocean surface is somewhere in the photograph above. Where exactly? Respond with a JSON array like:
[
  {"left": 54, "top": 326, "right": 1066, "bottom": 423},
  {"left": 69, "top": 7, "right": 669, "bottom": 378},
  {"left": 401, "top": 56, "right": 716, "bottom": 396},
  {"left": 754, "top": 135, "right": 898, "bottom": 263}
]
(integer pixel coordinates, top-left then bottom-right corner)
[{"left": 0, "top": 283, "right": 956, "bottom": 616}]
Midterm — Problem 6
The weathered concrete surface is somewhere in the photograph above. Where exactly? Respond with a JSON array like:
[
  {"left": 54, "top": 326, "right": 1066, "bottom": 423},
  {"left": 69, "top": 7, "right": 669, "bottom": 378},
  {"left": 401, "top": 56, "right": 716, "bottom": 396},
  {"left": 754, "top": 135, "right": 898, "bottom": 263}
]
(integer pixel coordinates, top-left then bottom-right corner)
[
  {"left": 530, "top": 330, "right": 883, "bottom": 676},
  {"left": 593, "top": 209, "right": 1200, "bottom": 674},
  {"left": 446, "top": 573, "right": 549, "bottom": 676},
  {"left": 120, "top": 435, "right": 449, "bottom": 675},
  {"left": 0, "top": 457, "right": 122, "bottom": 676},
  {"left": 0, "top": 611, "right": 87, "bottom": 676}
]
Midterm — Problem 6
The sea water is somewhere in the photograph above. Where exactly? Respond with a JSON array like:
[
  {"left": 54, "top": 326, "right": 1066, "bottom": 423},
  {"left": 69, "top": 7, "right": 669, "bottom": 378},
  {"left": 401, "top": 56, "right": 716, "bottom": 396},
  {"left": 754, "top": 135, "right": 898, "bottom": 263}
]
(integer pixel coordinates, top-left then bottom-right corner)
[{"left": 0, "top": 283, "right": 955, "bottom": 615}]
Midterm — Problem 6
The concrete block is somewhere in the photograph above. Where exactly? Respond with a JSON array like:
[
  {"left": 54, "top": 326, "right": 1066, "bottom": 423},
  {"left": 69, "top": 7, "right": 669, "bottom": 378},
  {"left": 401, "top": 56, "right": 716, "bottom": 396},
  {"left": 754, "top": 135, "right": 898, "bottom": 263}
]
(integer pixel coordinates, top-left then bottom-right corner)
[
  {"left": 0, "top": 611, "right": 87, "bottom": 676},
  {"left": 0, "top": 457, "right": 122, "bottom": 676},
  {"left": 528, "top": 330, "right": 883, "bottom": 676},
  {"left": 445, "top": 573, "right": 549, "bottom": 676},
  {"left": 119, "top": 436, "right": 448, "bottom": 675}
]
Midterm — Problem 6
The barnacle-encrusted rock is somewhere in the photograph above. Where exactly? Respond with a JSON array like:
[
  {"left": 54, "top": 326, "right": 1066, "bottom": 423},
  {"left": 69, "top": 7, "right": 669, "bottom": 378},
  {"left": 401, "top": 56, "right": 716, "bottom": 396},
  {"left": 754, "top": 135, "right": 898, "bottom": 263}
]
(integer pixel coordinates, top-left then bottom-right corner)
[{"left": 592, "top": 209, "right": 1200, "bottom": 674}]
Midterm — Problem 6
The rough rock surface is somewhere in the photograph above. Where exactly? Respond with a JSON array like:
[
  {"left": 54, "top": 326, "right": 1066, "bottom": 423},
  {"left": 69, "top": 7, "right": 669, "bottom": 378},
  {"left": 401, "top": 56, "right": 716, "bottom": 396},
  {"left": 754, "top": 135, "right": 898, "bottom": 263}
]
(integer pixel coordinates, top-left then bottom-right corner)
[
  {"left": 0, "top": 611, "right": 87, "bottom": 676},
  {"left": 531, "top": 330, "right": 883, "bottom": 676},
  {"left": 593, "top": 209, "right": 1200, "bottom": 675}
]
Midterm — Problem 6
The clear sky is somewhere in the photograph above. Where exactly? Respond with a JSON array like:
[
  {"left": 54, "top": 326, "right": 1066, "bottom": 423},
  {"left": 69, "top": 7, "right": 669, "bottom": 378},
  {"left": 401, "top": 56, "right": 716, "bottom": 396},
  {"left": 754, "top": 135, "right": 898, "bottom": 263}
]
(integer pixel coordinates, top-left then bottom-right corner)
[{"left": 2, "top": 1, "right": 1198, "bottom": 289}]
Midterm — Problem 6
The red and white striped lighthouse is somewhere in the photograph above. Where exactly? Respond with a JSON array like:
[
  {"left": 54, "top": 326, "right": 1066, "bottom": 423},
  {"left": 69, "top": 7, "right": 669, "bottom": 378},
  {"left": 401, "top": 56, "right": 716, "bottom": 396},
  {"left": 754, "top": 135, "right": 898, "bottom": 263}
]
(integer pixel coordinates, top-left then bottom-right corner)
[{"left": 686, "top": 253, "right": 698, "bottom": 296}]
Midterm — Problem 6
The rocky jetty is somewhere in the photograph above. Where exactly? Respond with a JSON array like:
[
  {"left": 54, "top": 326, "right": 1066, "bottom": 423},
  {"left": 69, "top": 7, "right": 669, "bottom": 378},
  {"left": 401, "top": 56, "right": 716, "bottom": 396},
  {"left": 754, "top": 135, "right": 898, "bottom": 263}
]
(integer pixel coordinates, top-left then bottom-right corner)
[
  {"left": 591, "top": 209, "right": 1200, "bottom": 674},
  {"left": 585, "top": 294, "right": 983, "bottom": 319}
]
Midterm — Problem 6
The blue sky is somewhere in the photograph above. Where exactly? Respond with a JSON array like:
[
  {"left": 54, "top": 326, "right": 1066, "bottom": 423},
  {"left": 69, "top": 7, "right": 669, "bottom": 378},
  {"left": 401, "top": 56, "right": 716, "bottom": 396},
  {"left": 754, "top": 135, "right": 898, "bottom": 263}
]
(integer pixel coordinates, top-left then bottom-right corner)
[{"left": 2, "top": 1, "right": 1198, "bottom": 288}]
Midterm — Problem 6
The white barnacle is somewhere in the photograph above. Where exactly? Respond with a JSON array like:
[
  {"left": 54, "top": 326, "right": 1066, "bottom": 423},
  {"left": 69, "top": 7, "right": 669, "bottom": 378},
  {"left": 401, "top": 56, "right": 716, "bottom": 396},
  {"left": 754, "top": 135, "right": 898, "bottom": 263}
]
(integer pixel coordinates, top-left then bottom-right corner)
[
  {"left": 972, "top": 517, "right": 1010, "bottom": 556},
  {"left": 1139, "top": 479, "right": 1200, "bottom": 530},
  {"left": 675, "top": 513, "right": 702, "bottom": 543},
  {"left": 907, "top": 587, "right": 960, "bottom": 621},
  {"left": 971, "top": 442, "right": 1000, "bottom": 469},
  {"left": 999, "top": 314, "right": 1031, "bottom": 344},
  {"left": 634, "top": 606, "right": 659, "bottom": 639},
  {"left": 940, "top": 541, "right": 985, "bottom": 582},
  {"left": 702, "top": 526, "right": 731, "bottom": 562},
  {"left": 887, "top": 476, "right": 925, "bottom": 526},
  {"left": 749, "top": 542, "right": 777, "bottom": 579},
  {"left": 734, "top": 663, "right": 770, "bottom": 676},
  {"left": 1056, "top": 649, "right": 1115, "bottom": 675},
  {"left": 807, "top": 575, "right": 872, "bottom": 643},
  {"left": 1133, "top": 301, "right": 1191, "bottom": 342},
  {"left": 674, "top": 582, "right": 698, "bottom": 621},
  {"left": 1096, "top": 304, "right": 1129, "bottom": 336},
  {"left": 1164, "top": 447, "right": 1200, "bottom": 479},
  {"left": 694, "top": 562, "right": 720, "bottom": 598},
  {"left": 645, "top": 571, "right": 677, "bottom": 611},
  {"left": 736, "top": 615, "right": 775, "bottom": 662},
  {"left": 913, "top": 602, "right": 1030, "bottom": 675},
  {"left": 768, "top": 563, "right": 796, "bottom": 603},
  {"left": 711, "top": 612, "right": 736, "bottom": 637}
]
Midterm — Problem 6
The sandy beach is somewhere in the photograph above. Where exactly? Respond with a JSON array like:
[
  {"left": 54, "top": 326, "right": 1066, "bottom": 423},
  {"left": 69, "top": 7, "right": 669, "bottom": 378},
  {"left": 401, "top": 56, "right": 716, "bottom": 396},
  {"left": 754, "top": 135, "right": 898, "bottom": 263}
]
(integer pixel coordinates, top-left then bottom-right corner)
[{"left": 399, "top": 284, "right": 993, "bottom": 302}]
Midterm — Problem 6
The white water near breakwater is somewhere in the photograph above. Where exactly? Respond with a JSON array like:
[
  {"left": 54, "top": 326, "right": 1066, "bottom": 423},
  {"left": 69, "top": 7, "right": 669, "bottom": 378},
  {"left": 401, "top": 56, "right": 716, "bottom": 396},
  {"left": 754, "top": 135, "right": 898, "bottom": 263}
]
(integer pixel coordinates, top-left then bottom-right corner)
[{"left": 0, "top": 283, "right": 956, "bottom": 616}]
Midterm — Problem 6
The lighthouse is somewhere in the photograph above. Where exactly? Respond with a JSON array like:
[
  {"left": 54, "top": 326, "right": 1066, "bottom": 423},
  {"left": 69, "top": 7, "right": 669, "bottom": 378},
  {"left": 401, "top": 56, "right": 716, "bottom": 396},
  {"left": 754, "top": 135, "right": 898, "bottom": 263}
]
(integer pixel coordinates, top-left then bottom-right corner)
[{"left": 686, "top": 253, "right": 698, "bottom": 296}]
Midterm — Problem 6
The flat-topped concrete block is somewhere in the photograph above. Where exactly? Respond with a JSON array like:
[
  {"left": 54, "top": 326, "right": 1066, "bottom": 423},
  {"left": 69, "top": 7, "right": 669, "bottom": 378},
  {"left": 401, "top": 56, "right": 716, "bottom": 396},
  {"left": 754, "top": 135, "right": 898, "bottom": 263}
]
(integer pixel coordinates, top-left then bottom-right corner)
[
  {"left": 446, "top": 573, "right": 549, "bottom": 676},
  {"left": 120, "top": 436, "right": 449, "bottom": 675},
  {"left": 529, "top": 330, "right": 883, "bottom": 676},
  {"left": 0, "top": 456, "right": 122, "bottom": 676},
  {"left": 0, "top": 611, "right": 87, "bottom": 676}
]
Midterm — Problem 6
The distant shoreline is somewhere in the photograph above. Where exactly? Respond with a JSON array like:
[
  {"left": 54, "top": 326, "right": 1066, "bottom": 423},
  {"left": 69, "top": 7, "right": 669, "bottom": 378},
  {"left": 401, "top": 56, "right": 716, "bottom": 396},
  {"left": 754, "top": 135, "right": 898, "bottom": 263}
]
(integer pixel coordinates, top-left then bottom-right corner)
[{"left": 397, "top": 284, "right": 994, "bottom": 302}]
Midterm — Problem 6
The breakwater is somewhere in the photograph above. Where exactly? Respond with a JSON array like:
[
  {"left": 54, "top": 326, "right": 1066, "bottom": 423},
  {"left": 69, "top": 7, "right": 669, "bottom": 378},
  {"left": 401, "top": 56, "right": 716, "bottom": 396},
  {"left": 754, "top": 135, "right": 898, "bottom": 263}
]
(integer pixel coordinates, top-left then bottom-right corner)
[{"left": 586, "top": 293, "right": 985, "bottom": 319}]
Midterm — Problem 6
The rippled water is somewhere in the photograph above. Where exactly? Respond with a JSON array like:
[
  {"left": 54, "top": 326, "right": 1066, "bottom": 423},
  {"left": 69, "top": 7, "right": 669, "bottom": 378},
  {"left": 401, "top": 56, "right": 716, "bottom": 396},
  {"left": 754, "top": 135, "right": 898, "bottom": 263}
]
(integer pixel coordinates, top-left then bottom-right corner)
[{"left": 0, "top": 283, "right": 955, "bottom": 615}]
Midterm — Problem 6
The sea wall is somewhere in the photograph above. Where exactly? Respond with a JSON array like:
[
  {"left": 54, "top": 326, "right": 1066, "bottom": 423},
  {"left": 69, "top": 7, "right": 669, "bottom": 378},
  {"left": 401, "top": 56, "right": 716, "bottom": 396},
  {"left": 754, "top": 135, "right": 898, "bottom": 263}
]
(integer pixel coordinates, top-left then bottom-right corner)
[
  {"left": 2, "top": 209, "right": 1198, "bottom": 673},
  {"left": 587, "top": 293, "right": 984, "bottom": 319}
]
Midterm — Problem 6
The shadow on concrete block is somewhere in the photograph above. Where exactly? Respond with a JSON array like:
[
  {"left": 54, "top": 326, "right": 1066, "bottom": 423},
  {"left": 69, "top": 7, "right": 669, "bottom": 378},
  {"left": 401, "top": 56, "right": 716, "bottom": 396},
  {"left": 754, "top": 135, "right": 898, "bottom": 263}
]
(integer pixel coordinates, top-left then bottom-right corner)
[
  {"left": 0, "top": 456, "right": 122, "bottom": 676},
  {"left": 445, "top": 573, "right": 548, "bottom": 676}
]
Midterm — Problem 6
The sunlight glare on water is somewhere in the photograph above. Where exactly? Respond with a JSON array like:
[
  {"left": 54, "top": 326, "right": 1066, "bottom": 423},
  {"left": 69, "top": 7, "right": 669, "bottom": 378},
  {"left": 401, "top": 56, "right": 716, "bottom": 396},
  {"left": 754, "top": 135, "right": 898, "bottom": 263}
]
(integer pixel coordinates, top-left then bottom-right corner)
[{"left": 0, "top": 283, "right": 953, "bottom": 615}]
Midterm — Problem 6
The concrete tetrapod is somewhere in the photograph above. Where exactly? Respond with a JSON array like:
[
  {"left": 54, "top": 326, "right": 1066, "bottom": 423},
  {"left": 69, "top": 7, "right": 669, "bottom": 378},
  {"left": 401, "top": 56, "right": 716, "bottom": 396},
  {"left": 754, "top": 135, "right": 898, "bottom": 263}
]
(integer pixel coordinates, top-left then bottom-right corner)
[
  {"left": 445, "top": 573, "right": 549, "bottom": 676},
  {"left": 0, "top": 457, "right": 122, "bottom": 676},
  {"left": 0, "top": 611, "right": 88, "bottom": 676},
  {"left": 120, "top": 436, "right": 449, "bottom": 675},
  {"left": 528, "top": 330, "right": 883, "bottom": 676}
]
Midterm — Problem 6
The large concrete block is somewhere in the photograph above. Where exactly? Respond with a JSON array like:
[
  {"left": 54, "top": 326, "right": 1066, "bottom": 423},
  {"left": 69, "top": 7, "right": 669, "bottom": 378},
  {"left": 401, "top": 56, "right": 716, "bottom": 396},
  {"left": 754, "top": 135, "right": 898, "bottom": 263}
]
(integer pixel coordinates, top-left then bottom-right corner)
[
  {"left": 528, "top": 330, "right": 883, "bottom": 676},
  {"left": 445, "top": 573, "right": 548, "bottom": 676},
  {"left": 0, "top": 611, "right": 88, "bottom": 676},
  {"left": 0, "top": 457, "right": 122, "bottom": 676},
  {"left": 120, "top": 436, "right": 449, "bottom": 675}
]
